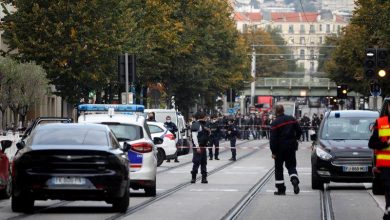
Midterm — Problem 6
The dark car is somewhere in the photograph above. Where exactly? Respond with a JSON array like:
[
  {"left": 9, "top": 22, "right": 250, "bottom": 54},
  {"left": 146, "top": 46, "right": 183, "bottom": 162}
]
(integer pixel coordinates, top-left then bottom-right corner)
[
  {"left": 12, "top": 123, "right": 130, "bottom": 213},
  {"left": 311, "top": 110, "right": 378, "bottom": 190},
  {"left": 21, "top": 117, "right": 72, "bottom": 140},
  {"left": 0, "top": 140, "right": 13, "bottom": 199}
]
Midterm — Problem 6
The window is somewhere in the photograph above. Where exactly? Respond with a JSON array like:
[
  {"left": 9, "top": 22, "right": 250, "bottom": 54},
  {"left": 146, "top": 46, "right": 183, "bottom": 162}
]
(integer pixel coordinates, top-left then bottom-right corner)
[
  {"left": 310, "top": 50, "right": 314, "bottom": 59},
  {"left": 326, "top": 24, "right": 330, "bottom": 33},
  {"left": 319, "top": 24, "right": 322, "bottom": 32},
  {"left": 337, "top": 25, "right": 341, "bottom": 34},
  {"left": 300, "top": 37, "right": 305, "bottom": 45},
  {"left": 309, "top": 25, "right": 315, "bottom": 33},
  {"left": 310, "top": 62, "right": 314, "bottom": 71},
  {"left": 276, "top": 25, "right": 282, "bottom": 31},
  {"left": 321, "top": 117, "right": 377, "bottom": 140},
  {"left": 288, "top": 25, "right": 294, "bottom": 34},
  {"left": 105, "top": 124, "right": 143, "bottom": 142},
  {"left": 32, "top": 128, "right": 109, "bottom": 146},
  {"left": 319, "top": 36, "right": 323, "bottom": 44},
  {"left": 300, "top": 49, "right": 305, "bottom": 59},
  {"left": 148, "top": 124, "right": 164, "bottom": 134},
  {"left": 300, "top": 24, "right": 305, "bottom": 34}
]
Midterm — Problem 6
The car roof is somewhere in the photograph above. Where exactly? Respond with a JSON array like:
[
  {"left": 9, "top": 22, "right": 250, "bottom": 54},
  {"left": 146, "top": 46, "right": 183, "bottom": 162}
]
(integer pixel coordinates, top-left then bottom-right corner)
[
  {"left": 326, "top": 110, "right": 379, "bottom": 118},
  {"left": 35, "top": 123, "right": 110, "bottom": 132},
  {"left": 78, "top": 114, "right": 145, "bottom": 125}
]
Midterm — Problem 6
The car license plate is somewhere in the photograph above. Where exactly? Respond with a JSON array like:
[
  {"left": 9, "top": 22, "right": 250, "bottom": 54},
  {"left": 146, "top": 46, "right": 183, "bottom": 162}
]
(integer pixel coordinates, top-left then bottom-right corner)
[
  {"left": 53, "top": 177, "right": 86, "bottom": 185},
  {"left": 343, "top": 166, "right": 368, "bottom": 172}
]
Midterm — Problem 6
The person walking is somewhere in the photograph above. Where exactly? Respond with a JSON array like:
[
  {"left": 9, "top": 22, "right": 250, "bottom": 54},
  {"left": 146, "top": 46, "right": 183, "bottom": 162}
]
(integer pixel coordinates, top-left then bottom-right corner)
[
  {"left": 270, "top": 105, "right": 303, "bottom": 195},
  {"left": 208, "top": 115, "right": 221, "bottom": 160},
  {"left": 369, "top": 101, "right": 390, "bottom": 220},
  {"left": 190, "top": 111, "right": 210, "bottom": 184},
  {"left": 164, "top": 116, "right": 179, "bottom": 163},
  {"left": 300, "top": 113, "right": 311, "bottom": 142},
  {"left": 226, "top": 118, "right": 239, "bottom": 161}
]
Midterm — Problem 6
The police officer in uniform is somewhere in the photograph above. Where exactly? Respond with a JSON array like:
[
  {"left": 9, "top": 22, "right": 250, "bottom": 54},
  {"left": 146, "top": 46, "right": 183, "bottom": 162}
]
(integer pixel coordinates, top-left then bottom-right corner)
[
  {"left": 226, "top": 118, "right": 239, "bottom": 161},
  {"left": 208, "top": 115, "right": 221, "bottom": 160},
  {"left": 191, "top": 111, "right": 210, "bottom": 184},
  {"left": 270, "top": 105, "right": 302, "bottom": 195},
  {"left": 369, "top": 101, "right": 390, "bottom": 220},
  {"left": 164, "top": 116, "right": 179, "bottom": 163}
]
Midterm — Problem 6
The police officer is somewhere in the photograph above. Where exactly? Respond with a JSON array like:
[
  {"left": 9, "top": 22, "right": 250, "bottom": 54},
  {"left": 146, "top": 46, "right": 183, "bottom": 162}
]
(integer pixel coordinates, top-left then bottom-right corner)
[
  {"left": 226, "top": 118, "right": 239, "bottom": 161},
  {"left": 191, "top": 111, "right": 210, "bottom": 184},
  {"left": 270, "top": 105, "right": 302, "bottom": 195},
  {"left": 164, "top": 116, "right": 179, "bottom": 163},
  {"left": 208, "top": 115, "right": 221, "bottom": 160},
  {"left": 369, "top": 101, "right": 390, "bottom": 220}
]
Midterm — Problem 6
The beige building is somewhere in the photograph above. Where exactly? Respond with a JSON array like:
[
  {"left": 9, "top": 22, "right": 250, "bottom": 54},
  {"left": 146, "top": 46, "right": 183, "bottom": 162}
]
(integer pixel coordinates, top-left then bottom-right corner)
[
  {"left": 321, "top": 0, "right": 355, "bottom": 12},
  {"left": 234, "top": 11, "right": 348, "bottom": 74}
]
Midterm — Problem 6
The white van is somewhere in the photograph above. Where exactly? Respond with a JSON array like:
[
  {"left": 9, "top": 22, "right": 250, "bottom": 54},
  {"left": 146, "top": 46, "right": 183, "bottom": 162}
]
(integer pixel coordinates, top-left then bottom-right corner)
[{"left": 144, "top": 109, "right": 190, "bottom": 156}]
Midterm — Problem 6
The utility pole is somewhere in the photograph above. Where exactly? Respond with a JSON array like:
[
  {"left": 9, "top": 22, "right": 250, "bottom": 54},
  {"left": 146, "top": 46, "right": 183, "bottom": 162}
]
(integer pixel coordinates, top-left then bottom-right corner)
[
  {"left": 251, "top": 46, "right": 256, "bottom": 106},
  {"left": 125, "top": 53, "right": 129, "bottom": 104}
]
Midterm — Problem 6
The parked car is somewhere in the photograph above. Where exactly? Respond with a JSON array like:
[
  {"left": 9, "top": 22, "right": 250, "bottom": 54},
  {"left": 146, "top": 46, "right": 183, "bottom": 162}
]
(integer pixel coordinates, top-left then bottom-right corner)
[
  {"left": 0, "top": 140, "right": 13, "bottom": 199},
  {"left": 21, "top": 117, "right": 72, "bottom": 140},
  {"left": 12, "top": 123, "right": 130, "bottom": 213},
  {"left": 147, "top": 121, "right": 177, "bottom": 166},
  {"left": 311, "top": 110, "right": 378, "bottom": 190},
  {"left": 78, "top": 104, "right": 162, "bottom": 197},
  {"left": 144, "top": 109, "right": 190, "bottom": 156}
]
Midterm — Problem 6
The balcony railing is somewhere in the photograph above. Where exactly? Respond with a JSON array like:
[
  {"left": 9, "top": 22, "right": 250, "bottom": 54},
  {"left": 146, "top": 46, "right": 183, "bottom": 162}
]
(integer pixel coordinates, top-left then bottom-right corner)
[{"left": 255, "top": 77, "right": 337, "bottom": 88}]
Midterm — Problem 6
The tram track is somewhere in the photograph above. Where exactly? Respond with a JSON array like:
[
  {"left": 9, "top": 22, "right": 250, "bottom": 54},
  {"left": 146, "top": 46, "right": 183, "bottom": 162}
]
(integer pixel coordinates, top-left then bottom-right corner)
[
  {"left": 320, "top": 184, "right": 335, "bottom": 220},
  {"left": 221, "top": 166, "right": 275, "bottom": 220},
  {"left": 157, "top": 139, "right": 256, "bottom": 174},
  {"left": 106, "top": 141, "right": 267, "bottom": 220},
  {"left": 5, "top": 139, "right": 267, "bottom": 219}
]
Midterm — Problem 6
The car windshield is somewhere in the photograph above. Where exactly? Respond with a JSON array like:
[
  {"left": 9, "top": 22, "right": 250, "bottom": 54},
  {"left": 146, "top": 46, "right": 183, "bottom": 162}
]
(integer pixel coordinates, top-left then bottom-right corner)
[
  {"left": 32, "top": 127, "right": 109, "bottom": 146},
  {"left": 321, "top": 117, "right": 376, "bottom": 140},
  {"left": 106, "top": 124, "right": 143, "bottom": 141}
]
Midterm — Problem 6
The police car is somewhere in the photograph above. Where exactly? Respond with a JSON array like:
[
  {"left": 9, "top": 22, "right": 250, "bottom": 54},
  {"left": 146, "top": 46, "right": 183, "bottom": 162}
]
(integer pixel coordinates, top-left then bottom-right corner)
[
  {"left": 147, "top": 121, "right": 177, "bottom": 166},
  {"left": 78, "top": 104, "right": 162, "bottom": 196}
]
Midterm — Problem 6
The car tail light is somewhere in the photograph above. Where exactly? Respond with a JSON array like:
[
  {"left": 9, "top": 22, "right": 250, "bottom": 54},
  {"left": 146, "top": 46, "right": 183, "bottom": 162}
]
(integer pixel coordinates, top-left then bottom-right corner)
[
  {"left": 165, "top": 133, "right": 175, "bottom": 140},
  {"left": 131, "top": 142, "right": 153, "bottom": 153}
]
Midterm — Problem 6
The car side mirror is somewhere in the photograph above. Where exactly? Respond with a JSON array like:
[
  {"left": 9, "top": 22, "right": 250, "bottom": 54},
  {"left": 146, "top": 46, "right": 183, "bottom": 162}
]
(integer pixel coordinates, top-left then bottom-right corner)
[
  {"left": 310, "top": 133, "right": 317, "bottom": 141},
  {"left": 153, "top": 137, "right": 163, "bottom": 145},
  {"left": 1, "top": 140, "right": 12, "bottom": 152},
  {"left": 16, "top": 141, "right": 26, "bottom": 150},
  {"left": 122, "top": 142, "right": 131, "bottom": 152}
]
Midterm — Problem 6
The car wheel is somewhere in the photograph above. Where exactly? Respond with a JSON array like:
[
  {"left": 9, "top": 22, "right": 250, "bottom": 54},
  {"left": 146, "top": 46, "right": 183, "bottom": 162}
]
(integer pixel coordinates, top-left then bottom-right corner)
[
  {"left": 145, "top": 181, "right": 156, "bottom": 197},
  {"left": 0, "top": 174, "right": 12, "bottom": 199},
  {"left": 372, "top": 176, "right": 385, "bottom": 195},
  {"left": 112, "top": 183, "right": 129, "bottom": 213},
  {"left": 157, "top": 148, "right": 165, "bottom": 167},
  {"left": 311, "top": 163, "right": 323, "bottom": 190},
  {"left": 12, "top": 192, "right": 34, "bottom": 213}
]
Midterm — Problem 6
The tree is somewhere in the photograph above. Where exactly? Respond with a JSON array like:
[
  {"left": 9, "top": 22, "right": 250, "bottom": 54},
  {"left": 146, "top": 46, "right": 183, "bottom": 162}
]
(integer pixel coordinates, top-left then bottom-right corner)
[
  {"left": 323, "top": 0, "right": 390, "bottom": 96},
  {"left": 267, "top": 27, "right": 298, "bottom": 72},
  {"left": 0, "top": 56, "right": 48, "bottom": 131},
  {"left": 1, "top": 0, "right": 132, "bottom": 104}
]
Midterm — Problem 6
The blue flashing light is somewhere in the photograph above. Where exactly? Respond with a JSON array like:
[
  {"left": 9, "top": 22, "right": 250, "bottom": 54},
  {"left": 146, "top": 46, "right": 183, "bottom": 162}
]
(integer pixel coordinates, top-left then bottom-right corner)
[
  {"left": 78, "top": 104, "right": 144, "bottom": 113},
  {"left": 335, "top": 112, "right": 340, "bottom": 118}
]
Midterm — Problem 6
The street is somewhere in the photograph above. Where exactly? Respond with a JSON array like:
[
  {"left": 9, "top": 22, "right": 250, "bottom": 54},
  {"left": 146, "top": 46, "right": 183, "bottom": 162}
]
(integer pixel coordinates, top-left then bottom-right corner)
[{"left": 0, "top": 139, "right": 385, "bottom": 220}]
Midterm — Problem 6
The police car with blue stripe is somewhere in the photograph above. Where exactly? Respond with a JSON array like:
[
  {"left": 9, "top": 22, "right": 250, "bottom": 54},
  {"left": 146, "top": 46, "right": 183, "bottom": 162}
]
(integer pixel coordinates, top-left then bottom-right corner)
[{"left": 78, "top": 104, "right": 162, "bottom": 196}]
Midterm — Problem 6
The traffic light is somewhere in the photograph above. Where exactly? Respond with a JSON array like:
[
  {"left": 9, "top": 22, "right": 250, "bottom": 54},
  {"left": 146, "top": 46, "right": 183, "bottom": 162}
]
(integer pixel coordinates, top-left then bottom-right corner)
[
  {"left": 364, "top": 48, "right": 376, "bottom": 79},
  {"left": 370, "top": 82, "right": 381, "bottom": 95},
  {"left": 377, "top": 48, "right": 388, "bottom": 78},
  {"left": 118, "top": 54, "right": 137, "bottom": 84},
  {"left": 226, "top": 89, "right": 236, "bottom": 102},
  {"left": 337, "top": 84, "right": 348, "bottom": 99}
]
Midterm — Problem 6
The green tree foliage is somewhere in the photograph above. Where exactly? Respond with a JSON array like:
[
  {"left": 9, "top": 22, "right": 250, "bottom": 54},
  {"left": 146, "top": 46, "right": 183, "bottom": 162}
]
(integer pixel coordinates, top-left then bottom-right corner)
[
  {"left": 242, "top": 28, "right": 288, "bottom": 77},
  {"left": 324, "top": 0, "right": 390, "bottom": 96},
  {"left": 1, "top": 0, "right": 132, "bottom": 104},
  {"left": 267, "top": 27, "right": 298, "bottom": 72},
  {"left": 0, "top": 56, "right": 48, "bottom": 130},
  {"left": 127, "top": 0, "right": 249, "bottom": 113}
]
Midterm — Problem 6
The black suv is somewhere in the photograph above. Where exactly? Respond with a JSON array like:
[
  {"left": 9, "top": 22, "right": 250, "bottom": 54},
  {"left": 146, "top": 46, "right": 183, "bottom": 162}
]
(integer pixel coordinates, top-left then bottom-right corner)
[{"left": 311, "top": 110, "right": 379, "bottom": 190}]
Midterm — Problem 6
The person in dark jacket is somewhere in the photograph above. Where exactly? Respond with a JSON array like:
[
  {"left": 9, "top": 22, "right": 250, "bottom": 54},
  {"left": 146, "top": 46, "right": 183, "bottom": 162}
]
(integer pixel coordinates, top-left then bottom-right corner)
[
  {"left": 300, "top": 113, "right": 311, "bottom": 142},
  {"left": 270, "top": 104, "right": 303, "bottom": 195},
  {"left": 226, "top": 118, "right": 239, "bottom": 161},
  {"left": 369, "top": 101, "right": 390, "bottom": 220},
  {"left": 190, "top": 111, "right": 210, "bottom": 184},
  {"left": 208, "top": 115, "right": 221, "bottom": 160},
  {"left": 164, "top": 116, "right": 179, "bottom": 163}
]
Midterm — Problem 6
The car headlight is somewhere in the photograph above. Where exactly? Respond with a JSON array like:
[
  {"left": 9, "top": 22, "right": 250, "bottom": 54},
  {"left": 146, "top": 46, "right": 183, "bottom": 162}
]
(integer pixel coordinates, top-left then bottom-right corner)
[{"left": 316, "top": 147, "right": 332, "bottom": 161}]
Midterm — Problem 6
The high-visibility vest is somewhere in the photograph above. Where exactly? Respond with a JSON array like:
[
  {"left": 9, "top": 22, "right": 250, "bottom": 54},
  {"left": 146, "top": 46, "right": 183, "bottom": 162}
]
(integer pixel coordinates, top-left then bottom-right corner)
[{"left": 375, "top": 116, "right": 390, "bottom": 168}]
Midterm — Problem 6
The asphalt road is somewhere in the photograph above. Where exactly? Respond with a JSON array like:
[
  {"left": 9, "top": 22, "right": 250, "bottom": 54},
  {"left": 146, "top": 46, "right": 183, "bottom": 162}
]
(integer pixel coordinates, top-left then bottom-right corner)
[{"left": 0, "top": 140, "right": 386, "bottom": 220}]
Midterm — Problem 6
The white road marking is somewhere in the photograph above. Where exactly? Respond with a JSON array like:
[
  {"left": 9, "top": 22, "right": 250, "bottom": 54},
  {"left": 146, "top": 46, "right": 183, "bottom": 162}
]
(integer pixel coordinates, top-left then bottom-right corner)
[{"left": 265, "top": 190, "right": 316, "bottom": 193}]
